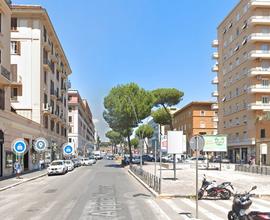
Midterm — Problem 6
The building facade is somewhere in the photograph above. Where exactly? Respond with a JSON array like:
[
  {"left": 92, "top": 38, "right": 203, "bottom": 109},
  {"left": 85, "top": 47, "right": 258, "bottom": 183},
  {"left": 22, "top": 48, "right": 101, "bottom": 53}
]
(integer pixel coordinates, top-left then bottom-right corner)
[
  {"left": 213, "top": 0, "right": 270, "bottom": 164},
  {"left": 0, "top": 1, "right": 44, "bottom": 177},
  {"left": 68, "top": 90, "right": 95, "bottom": 157},
  {"left": 172, "top": 102, "right": 218, "bottom": 154},
  {"left": 10, "top": 5, "right": 72, "bottom": 161}
]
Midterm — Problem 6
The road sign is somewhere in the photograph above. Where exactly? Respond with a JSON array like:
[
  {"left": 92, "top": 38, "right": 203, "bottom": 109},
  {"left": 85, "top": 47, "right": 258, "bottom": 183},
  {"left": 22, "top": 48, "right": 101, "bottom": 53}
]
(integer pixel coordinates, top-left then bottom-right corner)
[
  {"left": 167, "top": 131, "right": 186, "bottom": 154},
  {"left": 260, "top": 143, "right": 268, "bottom": 155},
  {"left": 189, "top": 135, "right": 204, "bottom": 151},
  {"left": 12, "top": 139, "right": 27, "bottom": 155},
  {"left": 34, "top": 137, "right": 48, "bottom": 152},
  {"left": 63, "top": 143, "right": 74, "bottom": 155},
  {"left": 203, "top": 135, "right": 227, "bottom": 152}
]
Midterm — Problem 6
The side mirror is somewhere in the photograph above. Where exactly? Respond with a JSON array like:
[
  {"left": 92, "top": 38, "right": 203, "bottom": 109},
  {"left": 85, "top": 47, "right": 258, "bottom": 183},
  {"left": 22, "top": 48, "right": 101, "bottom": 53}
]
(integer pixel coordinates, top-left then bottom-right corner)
[{"left": 252, "top": 186, "right": 257, "bottom": 191}]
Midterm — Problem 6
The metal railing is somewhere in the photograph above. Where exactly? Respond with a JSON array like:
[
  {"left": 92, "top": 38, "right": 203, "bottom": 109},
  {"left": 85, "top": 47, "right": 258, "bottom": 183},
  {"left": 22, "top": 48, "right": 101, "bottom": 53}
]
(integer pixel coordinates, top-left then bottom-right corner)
[
  {"left": 1, "top": 65, "right": 11, "bottom": 81},
  {"left": 130, "top": 165, "right": 160, "bottom": 193},
  {"left": 235, "top": 164, "right": 270, "bottom": 175}
]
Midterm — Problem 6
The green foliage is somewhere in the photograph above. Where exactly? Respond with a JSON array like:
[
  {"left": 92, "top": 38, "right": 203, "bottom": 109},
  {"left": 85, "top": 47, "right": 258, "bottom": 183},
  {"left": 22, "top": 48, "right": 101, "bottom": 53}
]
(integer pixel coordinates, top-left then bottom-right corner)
[
  {"left": 151, "top": 108, "right": 172, "bottom": 126},
  {"left": 135, "top": 124, "right": 154, "bottom": 139},
  {"left": 130, "top": 138, "right": 139, "bottom": 149},
  {"left": 103, "top": 83, "right": 153, "bottom": 132},
  {"left": 152, "top": 88, "right": 184, "bottom": 107},
  {"left": 105, "top": 130, "right": 123, "bottom": 146}
]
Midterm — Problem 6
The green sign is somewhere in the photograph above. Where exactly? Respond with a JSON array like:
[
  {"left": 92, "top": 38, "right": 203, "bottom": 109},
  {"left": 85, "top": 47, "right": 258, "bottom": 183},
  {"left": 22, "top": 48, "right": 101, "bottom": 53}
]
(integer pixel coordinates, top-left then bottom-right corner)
[{"left": 203, "top": 135, "right": 227, "bottom": 152}]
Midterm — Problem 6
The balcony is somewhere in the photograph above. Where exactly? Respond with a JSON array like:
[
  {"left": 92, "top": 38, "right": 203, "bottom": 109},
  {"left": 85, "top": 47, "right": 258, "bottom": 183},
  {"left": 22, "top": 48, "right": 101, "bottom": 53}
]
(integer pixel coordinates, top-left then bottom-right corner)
[
  {"left": 249, "top": 50, "right": 270, "bottom": 59},
  {"left": 0, "top": 65, "right": 11, "bottom": 85},
  {"left": 213, "top": 117, "right": 219, "bottom": 122},
  {"left": 248, "top": 33, "right": 270, "bottom": 42},
  {"left": 249, "top": 16, "right": 270, "bottom": 25},
  {"left": 212, "top": 40, "right": 219, "bottom": 47},
  {"left": 248, "top": 67, "right": 270, "bottom": 77},
  {"left": 42, "top": 103, "right": 52, "bottom": 115},
  {"left": 212, "top": 52, "right": 219, "bottom": 59},
  {"left": 51, "top": 54, "right": 58, "bottom": 63},
  {"left": 211, "top": 103, "right": 219, "bottom": 110},
  {"left": 248, "top": 102, "right": 270, "bottom": 110},
  {"left": 43, "top": 40, "right": 51, "bottom": 51},
  {"left": 43, "top": 58, "right": 50, "bottom": 71},
  {"left": 50, "top": 89, "right": 57, "bottom": 99},
  {"left": 212, "top": 65, "right": 219, "bottom": 72},
  {"left": 250, "top": 0, "right": 270, "bottom": 8},
  {"left": 211, "top": 76, "right": 219, "bottom": 84},
  {"left": 11, "top": 75, "right": 23, "bottom": 96},
  {"left": 212, "top": 91, "right": 219, "bottom": 97},
  {"left": 248, "top": 85, "right": 270, "bottom": 93},
  {"left": 228, "top": 138, "right": 256, "bottom": 147}
]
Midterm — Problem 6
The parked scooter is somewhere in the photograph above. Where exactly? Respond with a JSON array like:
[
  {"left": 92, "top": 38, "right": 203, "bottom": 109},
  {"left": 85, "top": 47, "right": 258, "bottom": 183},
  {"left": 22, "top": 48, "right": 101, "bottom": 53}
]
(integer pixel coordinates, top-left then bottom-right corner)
[
  {"left": 198, "top": 175, "right": 234, "bottom": 200},
  {"left": 228, "top": 186, "right": 270, "bottom": 220}
]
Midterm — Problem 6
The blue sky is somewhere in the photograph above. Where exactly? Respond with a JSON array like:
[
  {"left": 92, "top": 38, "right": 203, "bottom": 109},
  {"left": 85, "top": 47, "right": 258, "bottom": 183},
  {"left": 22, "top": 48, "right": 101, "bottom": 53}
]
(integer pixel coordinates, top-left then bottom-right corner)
[{"left": 13, "top": 0, "right": 238, "bottom": 140}]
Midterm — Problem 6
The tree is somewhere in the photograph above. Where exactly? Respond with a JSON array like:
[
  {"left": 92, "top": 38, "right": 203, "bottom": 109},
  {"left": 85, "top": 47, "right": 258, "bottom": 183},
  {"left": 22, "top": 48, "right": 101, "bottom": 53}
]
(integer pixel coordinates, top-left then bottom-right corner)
[
  {"left": 151, "top": 108, "right": 172, "bottom": 126},
  {"left": 152, "top": 88, "right": 184, "bottom": 130},
  {"left": 130, "top": 138, "right": 139, "bottom": 149},
  {"left": 103, "top": 83, "right": 153, "bottom": 161},
  {"left": 105, "top": 130, "right": 123, "bottom": 154},
  {"left": 135, "top": 124, "right": 154, "bottom": 153}
]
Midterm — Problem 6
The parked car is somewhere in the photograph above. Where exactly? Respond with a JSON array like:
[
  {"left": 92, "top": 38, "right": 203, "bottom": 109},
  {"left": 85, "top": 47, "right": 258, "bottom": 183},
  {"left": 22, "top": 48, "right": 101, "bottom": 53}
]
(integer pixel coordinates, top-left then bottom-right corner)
[
  {"left": 142, "top": 154, "right": 155, "bottom": 162},
  {"left": 132, "top": 155, "right": 145, "bottom": 164},
  {"left": 72, "top": 158, "right": 81, "bottom": 167},
  {"left": 106, "top": 154, "right": 114, "bottom": 160},
  {"left": 47, "top": 160, "right": 67, "bottom": 176},
  {"left": 89, "top": 155, "right": 97, "bottom": 164},
  {"left": 185, "top": 156, "right": 206, "bottom": 163},
  {"left": 64, "top": 160, "right": 75, "bottom": 171},
  {"left": 221, "top": 157, "right": 230, "bottom": 163},
  {"left": 81, "top": 158, "right": 94, "bottom": 166}
]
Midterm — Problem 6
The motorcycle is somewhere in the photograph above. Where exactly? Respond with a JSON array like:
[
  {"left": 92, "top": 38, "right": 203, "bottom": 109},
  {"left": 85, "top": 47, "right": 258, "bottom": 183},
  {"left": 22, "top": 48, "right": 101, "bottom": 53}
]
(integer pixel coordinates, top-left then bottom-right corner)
[
  {"left": 198, "top": 174, "right": 234, "bottom": 200},
  {"left": 228, "top": 186, "right": 270, "bottom": 220}
]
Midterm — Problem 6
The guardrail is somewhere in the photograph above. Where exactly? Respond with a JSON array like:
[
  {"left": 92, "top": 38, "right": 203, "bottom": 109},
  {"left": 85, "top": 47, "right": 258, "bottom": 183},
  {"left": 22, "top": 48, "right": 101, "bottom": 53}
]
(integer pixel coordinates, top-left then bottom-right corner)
[
  {"left": 130, "top": 165, "right": 160, "bottom": 193},
  {"left": 235, "top": 164, "right": 270, "bottom": 175}
]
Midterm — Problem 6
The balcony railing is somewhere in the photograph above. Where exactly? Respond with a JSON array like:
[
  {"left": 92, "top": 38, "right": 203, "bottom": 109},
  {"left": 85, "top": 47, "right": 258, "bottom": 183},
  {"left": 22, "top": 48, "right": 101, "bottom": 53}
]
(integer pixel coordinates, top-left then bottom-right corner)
[
  {"left": 212, "top": 91, "right": 219, "bottom": 97},
  {"left": 248, "top": 67, "right": 270, "bottom": 76},
  {"left": 250, "top": 0, "right": 270, "bottom": 7},
  {"left": 249, "top": 50, "right": 270, "bottom": 59},
  {"left": 212, "top": 40, "right": 218, "bottom": 47},
  {"left": 228, "top": 138, "right": 256, "bottom": 146},
  {"left": 212, "top": 52, "right": 219, "bottom": 59},
  {"left": 248, "top": 85, "right": 270, "bottom": 93},
  {"left": 212, "top": 65, "right": 219, "bottom": 72},
  {"left": 248, "top": 102, "right": 270, "bottom": 110},
  {"left": 211, "top": 77, "right": 219, "bottom": 84},
  {"left": 211, "top": 103, "right": 218, "bottom": 110},
  {"left": 249, "top": 16, "right": 270, "bottom": 25},
  {"left": 1, "top": 66, "right": 11, "bottom": 81}
]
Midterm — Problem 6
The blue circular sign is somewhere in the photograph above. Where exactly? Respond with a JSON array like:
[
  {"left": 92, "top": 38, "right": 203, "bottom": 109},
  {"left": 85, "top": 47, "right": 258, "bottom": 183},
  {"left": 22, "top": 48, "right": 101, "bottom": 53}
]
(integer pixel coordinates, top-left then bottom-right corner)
[
  {"left": 12, "top": 139, "right": 27, "bottom": 154},
  {"left": 63, "top": 143, "right": 74, "bottom": 155},
  {"left": 34, "top": 138, "right": 48, "bottom": 152}
]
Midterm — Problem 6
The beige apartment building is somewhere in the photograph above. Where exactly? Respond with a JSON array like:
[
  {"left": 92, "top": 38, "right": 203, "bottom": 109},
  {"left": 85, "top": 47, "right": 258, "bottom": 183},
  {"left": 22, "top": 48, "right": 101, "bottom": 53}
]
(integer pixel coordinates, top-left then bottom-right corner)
[
  {"left": 0, "top": 0, "right": 44, "bottom": 177},
  {"left": 68, "top": 90, "right": 95, "bottom": 157},
  {"left": 10, "top": 5, "right": 72, "bottom": 161},
  {"left": 213, "top": 0, "right": 270, "bottom": 165},
  {"left": 172, "top": 102, "right": 218, "bottom": 154}
]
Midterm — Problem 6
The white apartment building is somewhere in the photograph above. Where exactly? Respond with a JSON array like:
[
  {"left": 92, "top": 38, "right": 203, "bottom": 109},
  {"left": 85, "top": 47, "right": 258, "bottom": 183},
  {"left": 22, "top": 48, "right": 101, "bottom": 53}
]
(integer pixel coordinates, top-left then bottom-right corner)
[
  {"left": 0, "top": 1, "right": 43, "bottom": 177},
  {"left": 10, "top": 5, "right": 72, "bottom": 161},
  {"left": 68, "top": 90, "right": 95, "bottom": 157}
]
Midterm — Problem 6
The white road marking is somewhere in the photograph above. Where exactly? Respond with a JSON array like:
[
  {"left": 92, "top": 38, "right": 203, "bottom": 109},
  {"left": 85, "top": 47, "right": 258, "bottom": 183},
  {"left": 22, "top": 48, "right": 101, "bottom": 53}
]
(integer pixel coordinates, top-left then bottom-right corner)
[
  {"left": 163, "top": 199, "right": 193, "bottom": 220},
  {"left": 29, "top": 201, "right": 58, "bottom": 220},
  {"left": 199, "top": 199, "right": 229, "bottom": 214},
  {"left": 145, "top": 199, "right": 172, "bottom": 220}
]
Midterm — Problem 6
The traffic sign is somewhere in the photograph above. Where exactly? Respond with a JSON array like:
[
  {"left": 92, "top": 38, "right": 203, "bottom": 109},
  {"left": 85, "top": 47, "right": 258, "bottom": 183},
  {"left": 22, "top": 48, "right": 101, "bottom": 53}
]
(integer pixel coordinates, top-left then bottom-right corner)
[
  {"left": 12, "top": 139, "right": 27, "bottom": 155},
  {"left": 189, "top": 135, "right": 205, "bottom": 151},
  {"left": 63, "top": 143, "right": 74, "bottom": 155},
  {"left": 34, "top": 137, "right": 48, "bottom": 152}
]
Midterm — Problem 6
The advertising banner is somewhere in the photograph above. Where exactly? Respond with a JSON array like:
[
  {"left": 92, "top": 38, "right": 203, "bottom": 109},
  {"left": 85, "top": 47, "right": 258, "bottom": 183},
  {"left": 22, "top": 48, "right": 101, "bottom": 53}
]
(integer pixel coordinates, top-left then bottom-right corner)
[{"left": 203, "top": 135, "right": 227, "bottom": 152}]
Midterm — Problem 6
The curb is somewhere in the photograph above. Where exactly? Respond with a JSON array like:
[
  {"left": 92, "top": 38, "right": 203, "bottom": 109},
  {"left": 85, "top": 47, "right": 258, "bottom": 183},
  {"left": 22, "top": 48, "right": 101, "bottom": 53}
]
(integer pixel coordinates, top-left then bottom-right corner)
[
  {"left": 0, "top": 173, "right": 47, "bottom": 192},
  {"left": 128, "top": 169, "right": 159, "bottom": 198}
]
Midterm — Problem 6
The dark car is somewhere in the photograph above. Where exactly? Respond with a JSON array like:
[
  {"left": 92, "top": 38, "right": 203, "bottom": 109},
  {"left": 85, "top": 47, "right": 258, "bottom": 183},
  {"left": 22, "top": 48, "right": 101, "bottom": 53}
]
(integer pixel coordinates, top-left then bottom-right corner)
[
  {"left": 72, "top": 158, "right": 81, "bottom": 167},
  {"left": 142, "top": 154, "right": 155, "bottom": 162}
]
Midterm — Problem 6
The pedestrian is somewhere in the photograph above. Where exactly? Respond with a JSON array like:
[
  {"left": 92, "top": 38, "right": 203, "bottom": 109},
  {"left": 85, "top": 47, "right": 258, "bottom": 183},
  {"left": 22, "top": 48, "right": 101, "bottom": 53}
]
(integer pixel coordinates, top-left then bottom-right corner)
[{"left": 14, "top": 160, "right": 22, "bottom": 179}]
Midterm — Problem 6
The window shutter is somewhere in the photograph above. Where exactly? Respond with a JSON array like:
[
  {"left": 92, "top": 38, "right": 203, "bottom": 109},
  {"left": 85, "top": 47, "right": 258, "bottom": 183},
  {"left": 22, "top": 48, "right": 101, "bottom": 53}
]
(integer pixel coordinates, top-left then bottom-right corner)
[
  {"left": 10, "top": 64, "right": 17, "bottom": 82},
  {"left": 17, "top": 41, "right": 21, "bottom": 55}
]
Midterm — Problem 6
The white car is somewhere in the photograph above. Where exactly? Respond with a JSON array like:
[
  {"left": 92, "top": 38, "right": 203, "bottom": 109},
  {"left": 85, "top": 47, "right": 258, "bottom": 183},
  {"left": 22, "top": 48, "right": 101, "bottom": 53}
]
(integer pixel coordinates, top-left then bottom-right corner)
[
  {"left": 89, "top": 156, "right": 97, "bottom": 164},
  {"left": 81, "top": 158, "right": 94, "bottom": 166},
  {"left": 47, "top": 160, "right": 67, "bottom": 175},
  {"left": 64, "top": 160, "right": 75, "bottom": 171}
]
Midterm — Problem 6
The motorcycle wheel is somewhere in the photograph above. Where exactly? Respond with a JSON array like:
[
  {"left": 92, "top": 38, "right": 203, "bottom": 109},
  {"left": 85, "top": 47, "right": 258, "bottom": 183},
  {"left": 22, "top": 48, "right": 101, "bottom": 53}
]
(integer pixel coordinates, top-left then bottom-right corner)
[
  {"left": 221, "top": 189, "right": 231, "bottom": 200},
  {"left": 198, "top": 190, "right": 204, "bottom": 200},
  {"left": 227, "top": 211, "right": 234, "bottom": 220}
]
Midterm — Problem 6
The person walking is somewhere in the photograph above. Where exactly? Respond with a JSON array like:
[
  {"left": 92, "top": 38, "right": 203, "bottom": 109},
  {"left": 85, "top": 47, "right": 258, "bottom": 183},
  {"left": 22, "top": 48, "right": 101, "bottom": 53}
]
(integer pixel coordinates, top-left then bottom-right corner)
[{"left": 14, "top": 160, "right": 22, "bottom": 179}]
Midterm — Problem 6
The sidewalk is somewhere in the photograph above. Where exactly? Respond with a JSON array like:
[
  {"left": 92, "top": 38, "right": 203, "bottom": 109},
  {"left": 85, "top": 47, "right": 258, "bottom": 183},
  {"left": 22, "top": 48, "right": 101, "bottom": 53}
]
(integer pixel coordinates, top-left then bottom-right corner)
[
  {"left": 0, "top": 169, "right": 47, "bottom": 192},
  {"left": 134, "top": 162, "right": 270, "bottom": 198}
]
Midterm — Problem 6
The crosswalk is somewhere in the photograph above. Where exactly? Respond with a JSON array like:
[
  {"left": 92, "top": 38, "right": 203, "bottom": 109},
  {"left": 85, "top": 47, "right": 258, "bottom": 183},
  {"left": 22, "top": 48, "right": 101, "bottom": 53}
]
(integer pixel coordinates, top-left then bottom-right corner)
[{"left": 157, "top": 197, "right": 270, "bottom": 220}]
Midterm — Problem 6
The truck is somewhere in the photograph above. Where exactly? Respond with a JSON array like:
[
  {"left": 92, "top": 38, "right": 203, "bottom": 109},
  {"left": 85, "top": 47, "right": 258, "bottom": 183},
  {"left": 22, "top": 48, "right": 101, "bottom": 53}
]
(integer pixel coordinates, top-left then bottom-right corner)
[{"left": 92, "top": 151, "right": 102, "bottom": 160}]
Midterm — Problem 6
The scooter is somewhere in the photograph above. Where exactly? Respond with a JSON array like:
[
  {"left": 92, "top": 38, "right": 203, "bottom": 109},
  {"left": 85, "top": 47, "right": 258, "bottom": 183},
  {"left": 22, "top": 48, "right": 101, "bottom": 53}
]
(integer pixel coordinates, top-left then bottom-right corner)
[
  {"left": 198, "top": 175, "right": 234, "bottom": 200},
  {"left": 228, "top": 186, "right": 270, "bottom": 220}
]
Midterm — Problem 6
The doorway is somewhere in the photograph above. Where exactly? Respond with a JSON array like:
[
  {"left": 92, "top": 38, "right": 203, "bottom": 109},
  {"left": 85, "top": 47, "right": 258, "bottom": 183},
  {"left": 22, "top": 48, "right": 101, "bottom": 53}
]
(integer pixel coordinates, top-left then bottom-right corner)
[{"left": 23, "top": 151, "right": 29, "bottom": 171}]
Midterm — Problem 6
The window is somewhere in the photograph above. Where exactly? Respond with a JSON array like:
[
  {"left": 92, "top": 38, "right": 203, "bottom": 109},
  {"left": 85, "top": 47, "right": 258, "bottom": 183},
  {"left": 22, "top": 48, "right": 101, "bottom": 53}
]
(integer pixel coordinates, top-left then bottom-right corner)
[
  {"left": 261, "top": 44, "right": 269, "bottom": 51},
  {"left": 200, "top": 121, "right": 205, "bottom": 128},
  {"left": 69, "top": 116, "right": 72, "bottom": 122},
  {"left": 243, "top": 115, "right": 247, "bottom": 124},
  {"left": 11, "top": 41, "right": 21, "bottom": 55},
  {"left": 43, "top": 115, "right": 48, "bottom": 129},
  {"left": 44, "top": 93, "right": 48, "bottom": 104},
  {"left": 43, "top": 26, "right": 47, "bottom": 42},
  {"left": 0, "top": 49, "right": 1, "bottom": 64},
  {"left": 236, "top": 88, "right": 239, "bottom": 96},
  {"left": 11, "top": 18, "right": 17, "bottom": 31},
  {"left": 200, "top": 111, "right": 205, "bottom": 116},
  {"left": 236, "top": 13, "right": 240, "bottom": 21},
  {"left": 68, "top": 138, "right": 72, "bottom": 143},
  {"left": 261, "top": 129, "right": 266, "bottom": 138},
  {"left": 262, "top": 79, "right": 269, "bottom": 87},
  {"left": 262, "top": 61, "right": 270, "bottom": 70},
  {"left": 50, "top": 120, "right": 55, "bottom": 132},
  {"left": 0, "top": 13, "right": 2, "bottom": 33},
  {"left": 243, "top": 4, "right": 248, "bottom": 14},
  {"left": 262, "top": 96, "right": 269, "bottom": 104},
  {"left": 0, "top": 89, "right": 5, "bottom": 110},
  {"left": 11, "top": 88, "right": 18, "bottom": 100}
]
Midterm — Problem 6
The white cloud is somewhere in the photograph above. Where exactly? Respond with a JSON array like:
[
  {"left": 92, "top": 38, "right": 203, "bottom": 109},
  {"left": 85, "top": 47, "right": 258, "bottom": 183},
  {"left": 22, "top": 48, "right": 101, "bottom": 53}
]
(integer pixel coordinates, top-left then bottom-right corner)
[{"left": 93, "top": 118, "right": 99, "bottom": 124}]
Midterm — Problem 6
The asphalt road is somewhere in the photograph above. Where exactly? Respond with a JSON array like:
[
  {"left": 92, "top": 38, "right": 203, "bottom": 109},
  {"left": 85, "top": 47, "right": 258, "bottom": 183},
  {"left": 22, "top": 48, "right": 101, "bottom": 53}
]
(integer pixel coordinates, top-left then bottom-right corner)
[{"left": 0, "top": 160, "right": 172, "bottom": 220}]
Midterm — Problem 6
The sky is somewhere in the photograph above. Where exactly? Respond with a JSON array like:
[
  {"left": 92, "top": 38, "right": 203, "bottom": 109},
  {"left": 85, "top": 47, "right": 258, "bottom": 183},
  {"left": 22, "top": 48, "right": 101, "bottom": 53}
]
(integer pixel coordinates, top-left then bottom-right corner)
[{"left": 13, "top": 0, "right": 239, "bottom": 141}]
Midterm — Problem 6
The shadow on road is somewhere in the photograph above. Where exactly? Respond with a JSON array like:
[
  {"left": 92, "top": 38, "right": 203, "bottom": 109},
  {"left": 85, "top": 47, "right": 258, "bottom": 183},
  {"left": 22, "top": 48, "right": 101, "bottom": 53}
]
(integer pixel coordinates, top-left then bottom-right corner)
[
  {"left": 133, "top": 193, "right": 151, "bottom": 198},
  {"left": 104, "top": 164, "right": 122, "bottom": 168}
]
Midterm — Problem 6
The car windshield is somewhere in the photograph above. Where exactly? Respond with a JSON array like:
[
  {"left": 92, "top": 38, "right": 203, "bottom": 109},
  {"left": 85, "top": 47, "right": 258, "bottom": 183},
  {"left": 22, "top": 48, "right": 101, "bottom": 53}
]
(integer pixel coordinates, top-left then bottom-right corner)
[
  {"left": 65, "top": 161, "right": 71, "bottom": 164},
  {"left": 51, "top": 161, "right": 63, "bottom": 166}
]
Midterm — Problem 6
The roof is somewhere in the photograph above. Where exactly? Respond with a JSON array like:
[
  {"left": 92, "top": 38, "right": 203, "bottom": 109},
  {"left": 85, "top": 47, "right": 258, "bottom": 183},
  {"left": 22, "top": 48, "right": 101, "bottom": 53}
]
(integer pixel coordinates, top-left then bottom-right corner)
[{"left": 174, "top": 101, "right": 215, "bottom": 116}]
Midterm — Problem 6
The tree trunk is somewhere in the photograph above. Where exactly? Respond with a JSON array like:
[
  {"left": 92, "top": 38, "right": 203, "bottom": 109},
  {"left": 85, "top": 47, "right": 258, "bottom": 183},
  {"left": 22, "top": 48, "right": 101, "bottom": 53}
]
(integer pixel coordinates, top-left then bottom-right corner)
[{"left": 127, "top": 135, "right": 133, "bottom": 164}]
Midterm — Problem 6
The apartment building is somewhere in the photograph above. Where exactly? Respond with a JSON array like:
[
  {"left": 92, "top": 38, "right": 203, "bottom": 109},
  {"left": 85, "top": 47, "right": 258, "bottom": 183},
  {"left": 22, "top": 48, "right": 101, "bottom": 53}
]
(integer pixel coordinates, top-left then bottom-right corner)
[
  {"left": 0, "top": 0, "right": 43, "bottom": 177},
  {"left": 68, "top": 90, "right": 95, "bottom": 157},
  {"left": 213, "top": 0, "right": 270, "bottom": 164},
  {"left": 10, "top": 5, "right": 72, "bottom": 161},
  {"left": 172, "top": 102, "right": 218, "bottom": 154}
]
